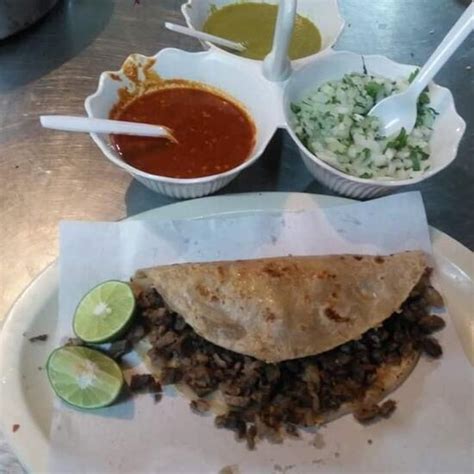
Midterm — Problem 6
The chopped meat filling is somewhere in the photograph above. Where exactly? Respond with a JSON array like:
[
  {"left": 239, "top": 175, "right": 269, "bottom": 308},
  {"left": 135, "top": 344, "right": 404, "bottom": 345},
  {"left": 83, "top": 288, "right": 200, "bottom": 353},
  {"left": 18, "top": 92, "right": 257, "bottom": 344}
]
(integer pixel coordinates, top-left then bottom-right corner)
[
  {"left": 133, "top": 270, "right": 444, "bottom": 447},
  {"left": 354, "top": 399, "right": 397, "bottom": 423},
  {"left": 190, "top": 399, "right": 211, "bottom": 414},
  {"left": 129, "top": 374, "right": 162, "bottom": 393}
]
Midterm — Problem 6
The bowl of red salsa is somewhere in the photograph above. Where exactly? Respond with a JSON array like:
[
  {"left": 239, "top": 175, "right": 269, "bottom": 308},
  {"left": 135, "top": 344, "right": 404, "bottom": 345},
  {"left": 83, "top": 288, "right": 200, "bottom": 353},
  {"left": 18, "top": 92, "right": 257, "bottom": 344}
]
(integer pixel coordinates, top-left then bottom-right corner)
[{"left": 85, "top": 49, "right": 277, "bottom": 199}]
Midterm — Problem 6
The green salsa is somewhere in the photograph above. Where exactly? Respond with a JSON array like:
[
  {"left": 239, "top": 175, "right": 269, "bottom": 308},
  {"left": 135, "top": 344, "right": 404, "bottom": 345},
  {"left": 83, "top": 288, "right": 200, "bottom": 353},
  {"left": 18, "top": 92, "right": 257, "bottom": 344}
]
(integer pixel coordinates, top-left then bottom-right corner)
[{"left": 202, "top": 2, "right": 322, "bottom": 60}]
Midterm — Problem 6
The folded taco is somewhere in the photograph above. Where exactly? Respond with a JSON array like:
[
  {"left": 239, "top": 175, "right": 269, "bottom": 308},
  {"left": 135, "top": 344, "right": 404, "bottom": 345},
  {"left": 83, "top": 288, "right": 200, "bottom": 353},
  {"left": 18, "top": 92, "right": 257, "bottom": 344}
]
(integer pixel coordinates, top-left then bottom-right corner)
[{"left": 130, "top": 251, "right": 445, "bottom": 447}]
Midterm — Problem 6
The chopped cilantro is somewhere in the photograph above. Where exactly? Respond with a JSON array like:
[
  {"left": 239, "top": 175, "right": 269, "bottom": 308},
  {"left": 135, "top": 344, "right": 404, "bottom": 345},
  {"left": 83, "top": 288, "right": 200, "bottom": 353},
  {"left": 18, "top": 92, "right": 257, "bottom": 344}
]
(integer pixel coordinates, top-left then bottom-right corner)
[
  {"left": 418, "top": 91, "right": 430, "bottom": 106},
  {"left": 290, "top": 103, "right": 301, "bottom": 114},
  {"left": 417, "top": 148, "right": 430, "bottom": 160},
  {"left": 343, "top": 76, "right": 354, "bottom": 86},
  {"left": 387, "top": 128, "right": 408, "bottom": 151},
  {"left": 365, "top": 81, "right": 383, "bottom": 100},
  {"left": 408, "top": 69, "right": 420, "bottom": 83},
  {"left": 409, "top": 150, "right": 421, "bottom": 171}
]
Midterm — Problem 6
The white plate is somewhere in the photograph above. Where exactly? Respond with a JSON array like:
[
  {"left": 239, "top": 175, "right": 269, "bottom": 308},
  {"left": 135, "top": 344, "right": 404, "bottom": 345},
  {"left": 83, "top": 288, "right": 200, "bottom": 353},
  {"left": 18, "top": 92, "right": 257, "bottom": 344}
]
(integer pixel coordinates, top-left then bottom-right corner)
[{"left": 0, "top": 192, "right": 472, "bottom": 473}]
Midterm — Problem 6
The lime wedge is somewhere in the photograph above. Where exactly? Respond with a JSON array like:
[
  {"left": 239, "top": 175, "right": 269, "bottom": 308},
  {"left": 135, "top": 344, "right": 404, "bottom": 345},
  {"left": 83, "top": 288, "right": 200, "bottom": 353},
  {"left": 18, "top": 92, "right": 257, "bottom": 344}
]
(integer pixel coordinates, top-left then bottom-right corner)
[
  {"left": 73, "top": 280, "right": 135, "bottom": 343},
  {"left": 47, "top": 346, "right": 123, "bottom": 409}
]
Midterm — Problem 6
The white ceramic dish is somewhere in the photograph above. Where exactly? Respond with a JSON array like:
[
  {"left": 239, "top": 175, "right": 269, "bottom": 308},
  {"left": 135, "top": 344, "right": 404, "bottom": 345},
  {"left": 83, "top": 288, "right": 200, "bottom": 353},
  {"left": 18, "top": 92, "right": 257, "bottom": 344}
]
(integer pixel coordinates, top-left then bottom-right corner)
[
  {"left": 181, "top": 0, "right": 345, "bottom": 64},
  {"left": 85, "top": 49, "right": 278, "bottom": 199},
  {"left": 0, "top": 192, "right": 473, "bottom": 473},
  {"left": 284, "top": 51, "right": 467, "bottom": 198},
  {"left": 86, "top": 46, "right": 465, "bottom": 200}
]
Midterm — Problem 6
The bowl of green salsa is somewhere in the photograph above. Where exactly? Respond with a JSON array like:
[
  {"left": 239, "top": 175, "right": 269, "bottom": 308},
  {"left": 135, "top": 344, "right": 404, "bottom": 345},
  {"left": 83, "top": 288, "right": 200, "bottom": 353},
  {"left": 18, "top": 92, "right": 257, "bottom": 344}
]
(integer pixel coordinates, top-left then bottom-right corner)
[{"left": 182, "top": 0, "right": 345, "bottom": 62}]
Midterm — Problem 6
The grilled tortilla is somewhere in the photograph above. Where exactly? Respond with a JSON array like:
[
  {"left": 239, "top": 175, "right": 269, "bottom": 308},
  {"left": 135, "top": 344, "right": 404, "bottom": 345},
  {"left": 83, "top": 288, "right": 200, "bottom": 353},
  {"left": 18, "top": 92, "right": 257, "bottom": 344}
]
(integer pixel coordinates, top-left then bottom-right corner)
[
  {"left": 130, "top": 251, "right": 445, "bottom": 446},
  {"left": 132, "top": 251, "right": 427, "bottom": 363}
]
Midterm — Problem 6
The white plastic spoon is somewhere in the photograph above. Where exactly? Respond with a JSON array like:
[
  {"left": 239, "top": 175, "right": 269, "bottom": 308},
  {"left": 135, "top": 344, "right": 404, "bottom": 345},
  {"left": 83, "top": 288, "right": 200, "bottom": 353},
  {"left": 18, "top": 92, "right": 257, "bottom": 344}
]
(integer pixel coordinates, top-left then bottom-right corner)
[
  {"left": 164, "top": 22, "right": 246, "bottom": 52},
  {"left": 369, "top": 3, "right": 473, "bottom": 137},
  {"left": 40, "top": 116, "right": 177, "bottom": 142}
]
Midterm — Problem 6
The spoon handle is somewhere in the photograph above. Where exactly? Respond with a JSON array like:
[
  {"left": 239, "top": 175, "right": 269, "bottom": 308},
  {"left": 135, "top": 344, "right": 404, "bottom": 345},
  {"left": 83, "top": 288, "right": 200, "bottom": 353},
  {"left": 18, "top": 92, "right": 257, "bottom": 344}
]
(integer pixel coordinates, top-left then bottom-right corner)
[
  {"left": 164, "top": 22, "right": 246, "bottom": 52},
  {"left": 40, "top": 116, "right": 175, "bottom": 139},
  {"left": 263, "top": 0, "right": 296, "bottom": 82},
  {"left": 411, "top": 4, "right": 473, "bottom": 95}
]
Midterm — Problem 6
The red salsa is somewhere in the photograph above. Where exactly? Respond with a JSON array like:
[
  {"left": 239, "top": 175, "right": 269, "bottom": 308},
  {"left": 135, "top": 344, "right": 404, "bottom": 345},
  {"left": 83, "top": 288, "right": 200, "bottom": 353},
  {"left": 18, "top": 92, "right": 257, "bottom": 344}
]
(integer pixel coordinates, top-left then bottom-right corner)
[{"left": 111, "top": 86, "right": 256, "bottom": 179}]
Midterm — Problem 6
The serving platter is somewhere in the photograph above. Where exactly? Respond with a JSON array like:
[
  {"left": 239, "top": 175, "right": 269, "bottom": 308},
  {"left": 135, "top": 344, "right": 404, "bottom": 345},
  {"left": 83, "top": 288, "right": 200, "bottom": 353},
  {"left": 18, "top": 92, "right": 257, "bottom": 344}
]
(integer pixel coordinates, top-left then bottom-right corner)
[{"left": 0, "top": 192, "right": 472, "bottom": 473}]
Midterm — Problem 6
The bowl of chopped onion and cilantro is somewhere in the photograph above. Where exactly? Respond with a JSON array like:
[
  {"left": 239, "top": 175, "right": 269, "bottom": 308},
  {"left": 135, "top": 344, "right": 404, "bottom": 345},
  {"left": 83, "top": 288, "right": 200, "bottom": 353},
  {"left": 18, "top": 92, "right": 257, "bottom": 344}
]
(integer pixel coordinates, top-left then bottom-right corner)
[{"left": 284, "top": 51, "right": 466, "bottom": 198}]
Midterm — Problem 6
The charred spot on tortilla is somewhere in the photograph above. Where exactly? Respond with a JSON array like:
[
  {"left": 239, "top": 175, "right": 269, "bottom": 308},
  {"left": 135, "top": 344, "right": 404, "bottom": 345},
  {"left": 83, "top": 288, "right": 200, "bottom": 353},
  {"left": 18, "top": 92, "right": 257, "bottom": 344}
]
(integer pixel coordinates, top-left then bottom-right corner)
[
  {"left": 317, "top": 270, "right": 337, "bottom": 280},
  {"left": 324, "top": 307, "right": 351, "bottom": 323},
  {"left": 217, "top": 265, "right": 226, "bottom": 278},
  {"left": 128, "top": 252, "right": 445, "bottom": 448},
  {"left": 262, "top": 263, "right": 285, "bottom": 278},
  {"left": 196, "top": 283, "right": 210, "bottom": 298},
  {"left": 264, "top": 309, "right": 277, "bottom": 322}
]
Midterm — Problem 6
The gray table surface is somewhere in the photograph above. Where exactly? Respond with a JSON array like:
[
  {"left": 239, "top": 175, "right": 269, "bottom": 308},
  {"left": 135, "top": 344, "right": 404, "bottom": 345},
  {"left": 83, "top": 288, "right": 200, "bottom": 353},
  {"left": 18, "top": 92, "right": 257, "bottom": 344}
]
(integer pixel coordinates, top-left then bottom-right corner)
[{"left": 0, "top": 0, "right": 472, "bottom": 469}]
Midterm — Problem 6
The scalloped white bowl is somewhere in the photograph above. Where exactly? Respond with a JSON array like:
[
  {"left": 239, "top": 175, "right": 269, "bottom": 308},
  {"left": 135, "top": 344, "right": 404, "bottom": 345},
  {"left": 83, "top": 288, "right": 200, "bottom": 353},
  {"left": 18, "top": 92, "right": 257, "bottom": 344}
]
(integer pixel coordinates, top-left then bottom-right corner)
[
  {"left": 85, "top": 48, "right": 465, "bottom": 200},
  {"left": 182, "top": 0, "right": 345, "bottom": 65},
  {"left": 84, "top": 49, "right": 279, "bottom": 199},
  {"left": 284, "top": 51, "right": 467, "bottom": 198}
]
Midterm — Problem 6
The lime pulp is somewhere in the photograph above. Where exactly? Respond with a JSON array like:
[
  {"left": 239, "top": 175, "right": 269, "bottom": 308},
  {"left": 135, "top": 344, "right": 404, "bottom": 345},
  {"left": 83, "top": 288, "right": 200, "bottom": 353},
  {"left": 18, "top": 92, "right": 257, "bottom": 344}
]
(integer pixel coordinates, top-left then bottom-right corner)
[
  {"left": 47, "top": 346, "right": 123, "bottom": 409},
  {"left": 73, "top": 280, "right": 135, "bottom": 343}
]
